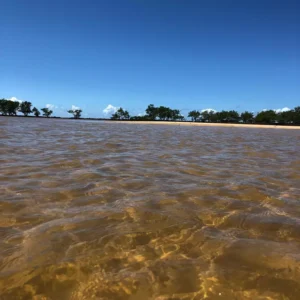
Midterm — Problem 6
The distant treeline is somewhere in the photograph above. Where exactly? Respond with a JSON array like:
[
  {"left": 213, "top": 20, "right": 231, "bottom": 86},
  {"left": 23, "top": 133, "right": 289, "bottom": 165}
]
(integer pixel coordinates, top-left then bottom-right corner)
[
  {"left": 111, "top": 105, "right": 184, "bottom": 121},
  {"left": 111, "top": 104, "right": 300, "bottom": 125},
  {"left": 0, "top": 99, "right": 82, "bottom": 118},
  {"left": 1, "top": 98, "right": 300, "bottom": 125}
]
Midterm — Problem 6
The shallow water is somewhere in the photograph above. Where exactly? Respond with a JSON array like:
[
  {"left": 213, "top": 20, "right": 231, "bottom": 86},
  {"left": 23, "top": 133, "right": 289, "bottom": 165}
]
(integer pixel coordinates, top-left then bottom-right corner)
[{"left": 1, "top": 117, "right": 300, "bottom": 300}]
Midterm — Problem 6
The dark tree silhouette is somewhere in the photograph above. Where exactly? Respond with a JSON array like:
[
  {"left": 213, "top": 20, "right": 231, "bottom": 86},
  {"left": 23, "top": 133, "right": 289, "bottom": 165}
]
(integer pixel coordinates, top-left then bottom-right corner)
[
  {"left": 19, "top": 101, "right": 32, "bottom": 116},
  {"left": 0, "top": 99, "right": 20, "bottom": 116},
  {"left": 1, "top": 96, "right": 300, "bottom": 126},
  {"left": 0, "top": 99, "right": 9, "bottom": 115},
  {"left": 200, "top": 110, "right": 216, "bottom": 122},
  {"left": 111, "top": 108, "right": 130, "bottom": 120},
  {"left": 145, "top": 104, "right": 158, "bottom": 120},
  {"left": 41, "top": 108, "right": 53, "bottom": 118},
  {"left": 255, "top": 110, "right": 277, "bottom": 124},
  {"left": 188, "top": 110, "right": 201, "bottom": 122},
  {"left": 68, "top": 109, "right": 82, "bottom": 119},
  {"left": 241, "top": 111, "right": 254, "bottom": 123},
  {"left": 32, "top": 107, "right": 40, "bottom": 117}
]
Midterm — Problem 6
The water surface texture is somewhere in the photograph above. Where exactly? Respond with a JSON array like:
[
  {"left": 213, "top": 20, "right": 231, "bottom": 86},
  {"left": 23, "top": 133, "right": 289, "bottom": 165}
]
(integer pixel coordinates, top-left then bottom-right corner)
[{"left": 1, "top": 118, "right": 300, "bottom": 300}]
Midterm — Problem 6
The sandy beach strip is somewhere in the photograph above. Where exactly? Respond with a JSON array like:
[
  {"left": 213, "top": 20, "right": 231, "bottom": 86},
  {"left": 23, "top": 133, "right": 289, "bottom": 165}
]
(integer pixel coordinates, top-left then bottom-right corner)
[{"left": 105, "top": 121, "right": 300, "bottom": 130}]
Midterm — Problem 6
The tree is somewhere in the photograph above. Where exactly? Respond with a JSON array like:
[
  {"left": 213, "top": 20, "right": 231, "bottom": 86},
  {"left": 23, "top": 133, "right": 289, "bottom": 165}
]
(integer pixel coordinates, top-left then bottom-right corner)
[
  {"left": 122, "top": 110, "right": 130, "bottom": 120},
  {"left": 0, "top": 99, "right": 9, "bottom": 115},
  {"left": 111, "top": 108, "right": 130, "bottom": 120},
  {"left": 41, "top": 108, "right": 53, "bottom": 118},
  {"left": 0, "top": 99, "right": 20, "bottom": 116},
  {"left": 32, "top": 107, "right": 40, "bottom": 117},
  {"left": 157, "top": 106, "right": 169, "bottom": 120},
  {"left": 0, "top": 100, "right": 20, "bottom": 116},
  {"left": 276, "top": 111, "right": 291, "bottom": 124},
  {"left": 216, "top": 110, "right": 239, "bottom": 122},
  {"left": 276, "top": 107, "right": 300, "bottom": 125},
  {"left": 130, "top": 115, "right": 148, "bottom": 121},
  {"left": 255, "top": 110, "right": 277, "bottom": 124},
  {"left": 188, "top": 110, "right": 201, "bottom": 122},
  {"left": 19, "top": 101, "right": 32, "bottom": 116},
  {"left": 227, "top": 110, "right": 240, "bottom": 121},
  {"left": 157, "top": 106, "right": 178, "bottom": 120},
  {"left": 8, "top": 101, "right": 20, "bottom": 116},
  {"left": 68, "top": 109, "right": 82, "bottom": 119},
  {"left": 241, "top": 111, "right": 254, "bottom": 123},
  {"left": 200, "top": 110, "right": 216, "bottom": 122},
  {"left": 171, "top": 109, "right": 183, "bottom": 121},
  {"left": 293, "top": 106, "right": 300, "bottom": 124},
  {"left": 145, "top": 104, "right": 158, "bottom": 120},
  {"left": 144, "top": 104, "right": 182, "bottom": 121}
]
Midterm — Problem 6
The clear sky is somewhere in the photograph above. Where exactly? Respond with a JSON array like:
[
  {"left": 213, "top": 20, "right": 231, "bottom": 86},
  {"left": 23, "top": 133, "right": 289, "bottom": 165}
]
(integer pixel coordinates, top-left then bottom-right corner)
[{"left": 1, "top": 0, "right": 299, "bottom": 117}]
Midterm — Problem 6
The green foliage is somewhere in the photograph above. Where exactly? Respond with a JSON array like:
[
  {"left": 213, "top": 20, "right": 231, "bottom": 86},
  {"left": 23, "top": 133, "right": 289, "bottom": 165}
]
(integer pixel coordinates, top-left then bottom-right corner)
[
  {"left": 8, "top": 101, "right": 20, "bottom": 116},
  {"left": 0, "top": 99, "right": 19, "bottom": 115},
  {"left": 111, "top": 108, "right": 130, "bottom": 120},
  {"left": 19, "top": 101, "right": 32, "bottom": 116},
  {"left": 157, "top": 106, "right": 170, "bottom": 120},
  {"left": 41, "top": 108, "right": 53, "bottom": 117},
  {"left": 0, "top": 99, "right": 9, "bottom": 115},
  {"left": 188, "top": 110, "right": 201, "bottom": 122},
  {"left": 130, "top": 115, "right": 149, "bottom": 121},
  {"left": 176, "top": 114, "right": 185, "bottom": 121},
  {"left": 241, "top": 111, "right": 254, "bottom": 123},
  {"left": 32, "top": 107, "right": 40, "bottom": 117},
  {"left": 68, "top": 109, "right": 82, "bottom": 119},
  {"left": 144, "top": 104, "right": 182, "bottom": 121},
  {"left": 170, "top": 108, "right": 184, "bottom": 121},
  {"left": 275, "top": 107, "right": 300, "bottom": 124},
  {"left": 199, "top": 110, "right": 240, "bottom": 123},
  {"left": 217, "top": 110, "right": 239, "bottom": 122},
  {"left": 145, "top": 104, "right": 158, "bottom": 120},
  {"left": 200, "top": 110, "right": 215, "bottom": 122},
  {"left": 292, "top": 106, "right": 300, "bottom": 124},
  {"left": 224, "top": 110, "right": 239, "bottom": 121},
  {"left": 255, "top": 110, "right": 277, "bottom": 124},
  {"left": 1, "top": 96, "right": 299, "bottom": 126}
]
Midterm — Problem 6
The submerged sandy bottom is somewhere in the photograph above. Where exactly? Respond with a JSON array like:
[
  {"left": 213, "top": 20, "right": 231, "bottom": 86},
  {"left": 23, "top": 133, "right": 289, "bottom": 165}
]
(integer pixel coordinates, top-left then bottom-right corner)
[{"left": 1, "top": 117, "right": 300, "bottom": 299}]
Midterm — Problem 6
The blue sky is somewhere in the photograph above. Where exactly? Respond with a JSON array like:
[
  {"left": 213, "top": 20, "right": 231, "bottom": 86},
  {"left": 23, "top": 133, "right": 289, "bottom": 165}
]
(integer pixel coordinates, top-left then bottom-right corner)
[{"left": 1, "top": 0, "right": 299, "bottom": 117}]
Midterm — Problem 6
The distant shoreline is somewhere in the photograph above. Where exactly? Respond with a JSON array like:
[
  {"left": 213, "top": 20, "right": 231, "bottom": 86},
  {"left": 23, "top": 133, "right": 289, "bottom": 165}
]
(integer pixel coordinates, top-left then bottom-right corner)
[
  {"left": 106, "top": 120, "right": 300, "bottom": 129},
  {"left": 1, "top": 115, "right": 300, "bottom": 129}
]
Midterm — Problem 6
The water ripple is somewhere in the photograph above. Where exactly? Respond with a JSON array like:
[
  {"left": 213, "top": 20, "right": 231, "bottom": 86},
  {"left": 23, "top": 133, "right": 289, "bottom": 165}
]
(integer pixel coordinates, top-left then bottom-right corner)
[{"left": 0, "top": 117, "right": 300, "bottom": 299}]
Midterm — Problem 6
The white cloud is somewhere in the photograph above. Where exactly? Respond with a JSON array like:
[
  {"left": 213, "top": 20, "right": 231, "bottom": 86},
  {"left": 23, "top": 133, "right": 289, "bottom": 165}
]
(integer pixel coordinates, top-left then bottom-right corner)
[
  {"left": 46, "top": 104, "right": 57, "bottom": 109},
  {"left": 261, "top": 107, "right": 290, "bottom": 113},
  {"left": 201, "top": 108, "right": 217, "bottom": 113},
  {"left": 9, "top": 97, "right": 23, "bottom": 103},
  {"left": 274, "top": 107, "right": 291, "bottom": 113},
  {"left": 103, "top": 104, "right": 119, "bottom": 115},
  {"left": 71, "top": 105, "right": 80, "bottom": 110}
]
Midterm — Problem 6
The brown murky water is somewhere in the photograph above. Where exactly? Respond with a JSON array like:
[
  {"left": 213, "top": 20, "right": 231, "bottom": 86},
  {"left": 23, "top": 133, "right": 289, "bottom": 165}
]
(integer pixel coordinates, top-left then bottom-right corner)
[{"left": 1, "top": 117, "right": 300, "bottom": 300}]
